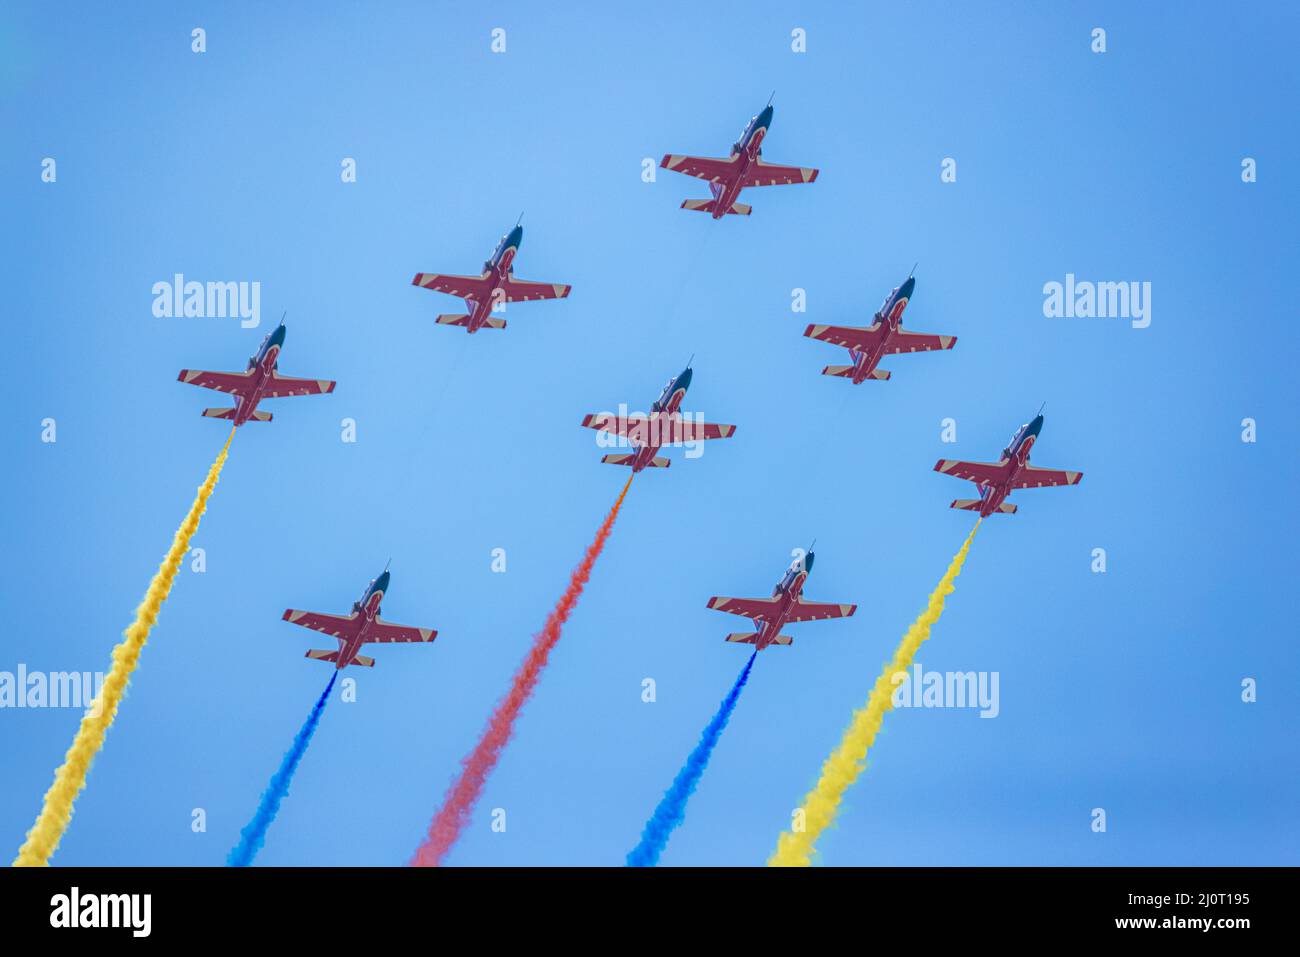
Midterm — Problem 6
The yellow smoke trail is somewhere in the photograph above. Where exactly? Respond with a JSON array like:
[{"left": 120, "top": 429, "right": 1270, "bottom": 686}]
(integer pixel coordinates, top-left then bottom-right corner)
[
  {"left": 12, "top": 429, "right": 235, "bottom": 867},
  {"left": 768, "top": 520, "right": 981, "bottom": 867}
]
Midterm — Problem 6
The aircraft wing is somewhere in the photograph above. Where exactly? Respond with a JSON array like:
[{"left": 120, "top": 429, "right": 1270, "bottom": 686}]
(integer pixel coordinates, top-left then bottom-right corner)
[
  {"left": 934, "top": 459, "right": 1009, "bottom": 485},
  {"left": 499, "top": 277, "right": 572, "bottom": 303},
  {"left": 261, "top": 372, "right": 337, "bottom": 398},
  {"left": 411, "top": 272, "right": 494, "bottom": 301},
  {"left": 363, "top": 617, "right": 438, "bottom": 644},
  {"left": 660, "top": 154, "right": 739, "bottom": 183},
  {"left": 177, "top": 368, "right": 256, "bottom": 397},
  {"left": 580, "top": 413, "right": 736, "bottom": 444},
  {"left": 786, "top": 599, "right": 857, "bottom": 623},
  {"left": 741, "top": 158, "right": 819, "bottom": 187},
  {"left": 804, "top": 323, "right": 885, "bottom": 352},
  {"left": 706, "top": 596, "right": 780, "bottom": 620},
  {"left": 282, "top": 608, "right": 362, "bottom": 638},
  {"left": 882, "top": 331, "right": 957, "bottom": 355},
  {"left": 1010, "top": 465, "right": 1083, "bottom": 489}
]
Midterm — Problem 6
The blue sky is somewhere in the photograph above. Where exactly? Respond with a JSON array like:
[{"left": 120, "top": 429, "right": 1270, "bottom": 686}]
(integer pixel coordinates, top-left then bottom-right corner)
[{"left": 2, "top": 1, "right": 1296, "bottom": 866}]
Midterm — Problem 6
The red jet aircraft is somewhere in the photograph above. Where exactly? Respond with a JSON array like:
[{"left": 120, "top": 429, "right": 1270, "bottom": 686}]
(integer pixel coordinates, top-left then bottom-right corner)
[
  {"left": 803, "top": 274, "right": 957, "bottom": 383},
  {"left": 282, "top": 566, "right": 437, "bottom": 670},
  {"left": 707, "top": 546, "right": 857, "bottom": 650},
  {"left": 660, "top": 102, "right": 819, "bottom": 219},
  {"left": 177, "top": 320, "right": 335, "bottom": 426},
  {"left": 411, "top": 221, "right": 571, "bottom": 333},
  {"left": 580, "top": 364, "right": 736, "bottom": 472},
  {"left": 934, "top": 409, "right": 1083, "bottom": 517}
]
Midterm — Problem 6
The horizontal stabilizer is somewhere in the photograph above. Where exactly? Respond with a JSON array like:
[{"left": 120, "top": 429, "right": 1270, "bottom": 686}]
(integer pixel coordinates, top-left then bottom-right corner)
[
  {"left": 201, "top": 407, "right": 237, "bottom": 420},
  {"left": 352, "top": 654, "right": 375, "bottom": 668},
  {"left": 600, "top": 454, "right": 670, "bottom": 468},
  {"left": 725, "top": 633, "right": 792, "bottom": 646},
  {"left": 820, "top": 366, "right": 890, "bottom": 381},
  {"left": 951, "top": 499, "right": 1017, "bottom": 514},
  {"left": 305, "top": 649, "right": 339, "bottom": 663},
  {"left": 435, "top": 314, "right": 470, "bottom": 326},
  {"left": 680, "top": 198, "right": 751, "bottom": 216}
]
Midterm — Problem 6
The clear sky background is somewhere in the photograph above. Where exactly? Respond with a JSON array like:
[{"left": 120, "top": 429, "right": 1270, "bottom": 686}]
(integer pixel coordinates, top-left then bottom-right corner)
[{"left": 2, "top": 1, "right": 1296, "bottom": 866}]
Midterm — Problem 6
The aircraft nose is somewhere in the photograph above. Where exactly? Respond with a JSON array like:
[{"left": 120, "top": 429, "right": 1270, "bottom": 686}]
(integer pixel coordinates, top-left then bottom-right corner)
[
  {"left": 758, "top": 104, "right": 774, "bottom": 127},
  {"left": 900, "top": 276, "right": 916, "bottom": 299},
  {"left": 270, "top": 323, "right": 286, "bottom": 347},
  {"left": 375, "top": 570, "right": 390, "bottom": 592},
  {"left": 1029, "top": 414, "right": 1044, "bottom": 436},
  {"left": 678, "top": 366, "right": 693, "bottom": 390},
  {"left": 508, "top": 225, "right": 523, "bottom": 248},
  {"left": 803, "top": 550, "right": 815, "bottom": 574}
]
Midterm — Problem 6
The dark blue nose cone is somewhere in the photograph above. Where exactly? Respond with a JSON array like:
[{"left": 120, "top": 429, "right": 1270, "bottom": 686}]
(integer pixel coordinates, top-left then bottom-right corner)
[
  {"left": 899, "top": 276, "right": 916, "bottom": 300},
  {"left": 677, "top": 366, "right": 693, "bottom": 391},
  {"left": 507, "top": 225, "right": 523, "bottom": 249},
  {"left": 374, "top": 570, "right": 390, "bottom": 594},
  {"left": 1028, "top": 414, "right": 1044, "bottom": 437},
  {"left": 803, "top": 550, "right": 815, "bottom": 574},
  {"left": 757, "top": 104, "right": 774, "bottom": 129},
  {"left": 270, "top": 323, "right": 287, "bottom": 348}
]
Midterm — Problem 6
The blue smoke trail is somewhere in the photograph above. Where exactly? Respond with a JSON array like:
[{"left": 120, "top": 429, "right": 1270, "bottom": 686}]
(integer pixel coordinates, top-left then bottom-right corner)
[
  {"left": 627, "top": 652, "right": 757, "bottom": 867},
  {"left": 228, "top": 672, "right": 337, "bottom": 866}
]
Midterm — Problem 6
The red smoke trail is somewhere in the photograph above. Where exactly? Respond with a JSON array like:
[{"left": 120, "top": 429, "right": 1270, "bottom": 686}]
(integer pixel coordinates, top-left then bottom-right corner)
[{"left": 411, "top": 476, "right": 634, "bottom": 866}]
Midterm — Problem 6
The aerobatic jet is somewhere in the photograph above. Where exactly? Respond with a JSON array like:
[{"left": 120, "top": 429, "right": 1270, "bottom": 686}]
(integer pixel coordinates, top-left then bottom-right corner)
[
  {"left": 579, "top": 363, "right": 736, "bottom": 472},
  {"left": 803, "top": 274, "right": 956, "bottom": 383},
  {"left": 177, "top": 320, "right": 335, "bottom": 426},
  {"left": 659, "top": 101, "right": 819, "bottom": 219},
  {"left": 411, "top": 221, "right": 571, "bottom": 333},
  {"left": 933, "top": 409, "right": 1083, "bottom": 517},
  {"left": 282, "top": 566, "right": 437, "bottom": 670},
  {"left": 706, "top": 546, "right": 856, "bottom": 650}
]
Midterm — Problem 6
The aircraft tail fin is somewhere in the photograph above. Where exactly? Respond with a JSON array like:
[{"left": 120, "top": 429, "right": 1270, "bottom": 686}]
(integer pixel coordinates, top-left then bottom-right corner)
[{"left": 680, "top": 199, "right": 751, "bottom": 216}]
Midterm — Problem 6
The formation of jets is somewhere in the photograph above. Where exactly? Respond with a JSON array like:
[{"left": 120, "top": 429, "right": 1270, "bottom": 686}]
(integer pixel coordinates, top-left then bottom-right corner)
[{"left": 171, "top": 98, "right": 1083, "bottom": 669}]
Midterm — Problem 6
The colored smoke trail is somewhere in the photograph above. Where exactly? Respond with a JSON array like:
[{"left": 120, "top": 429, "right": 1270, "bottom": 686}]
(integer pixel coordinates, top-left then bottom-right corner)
[
  {"left": 228, "top": 672, "right": 338, "bottom": 867},
  {"left": 13, "top": 430, "right": 235, "bottom": 867},
  {"left": 627, "top": 651, "right": 757, "bottom": 867},
  {"left": 768, "top": 521, "right": 980, "bottom": 867},
  {"left": 411, "top": 476, "right": 634, "bottom": 867}
]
